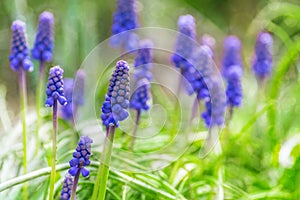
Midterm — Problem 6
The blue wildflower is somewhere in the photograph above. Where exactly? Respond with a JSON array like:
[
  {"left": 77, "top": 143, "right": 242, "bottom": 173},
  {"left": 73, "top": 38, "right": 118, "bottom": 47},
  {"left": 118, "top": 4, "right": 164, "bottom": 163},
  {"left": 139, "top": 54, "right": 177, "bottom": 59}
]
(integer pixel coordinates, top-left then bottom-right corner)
[
  {"left": 130, "top": 79, "right": 151, "bottom": 111},
  {"left": 110, "top": 0, "right": 139, "bottom": 51},
  {"left": 60, "top": 174, "right": 73, "bottom": 200},
  {"left": 222, "top": 35, "right": 242, "bottom": 79},
  {"left": 32, "top": 11, "right": 54, "bottom": 63},
  {"left": 45, "top": 66, "right": 67, "bottom": 107},
  {"left": 225, "top": 65, "right": 243, "bottom": 107},
  {"left": 60, "top": 78, "right": 74, "bottom": 120},
  {"left": 252, "top": 32, "right": 273, "bottom": 80},
  {"left": 171, "top": 14, "right": 197, "bottom": 71},
  {"left": 201, "top": 76, "right": 226, "bottom": 127},
  {"left": 68, "top": 136, "right": 93, "bottom": 177},
  {"left": 101, "top": 60, "right": 130, "bottom": 127},
  {"left": 9, "top": 20, "right": 33, "bottom": 72}
]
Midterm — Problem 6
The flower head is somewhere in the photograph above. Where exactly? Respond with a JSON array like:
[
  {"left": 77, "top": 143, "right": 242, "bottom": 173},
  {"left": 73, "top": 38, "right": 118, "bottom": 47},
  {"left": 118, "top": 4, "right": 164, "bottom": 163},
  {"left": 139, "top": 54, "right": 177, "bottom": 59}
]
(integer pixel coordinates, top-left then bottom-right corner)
[
  {"left": 60, "top": 174, "right": 73, "bottom": 200},
  {"left": 45, "top": 66, "right": 67, "bottom": 107},
  {"left": 101, "top": 60, "right": 130, "bottom": 127},
  {"left": 252, "top": 32, "right": 273, "bottom": 80},
  {"left": 225, "top": 65, "right": 243, "bottom": 107},
  {"left": 133, "top": 39, "right": 153, "bottom": 81},
  {"left": 68, "top": 136, "right": 93, "bottom": 178},
  {"left": 171, "top": 15, "right": 197, "bottom": 71},
  {"left": 130, "top": 79, "right": 151, "bottom": 111},
  {"left": 222, "top": 35, "right": 242, "bottom": 78},
  {"left": 201, "top": 76, "right": 226, "bottom": 127},
  {"left": 32, "top": 11, "right": 54, "bottom": 63},
  {"left": 9, "top": 20, "right": 33, "bottom": 72},
  {"left": 60, "top": 78, "right": 74, "bottom": 120},
  {"left": 110, "top": 0, "right": 139, "bottom": 51}
]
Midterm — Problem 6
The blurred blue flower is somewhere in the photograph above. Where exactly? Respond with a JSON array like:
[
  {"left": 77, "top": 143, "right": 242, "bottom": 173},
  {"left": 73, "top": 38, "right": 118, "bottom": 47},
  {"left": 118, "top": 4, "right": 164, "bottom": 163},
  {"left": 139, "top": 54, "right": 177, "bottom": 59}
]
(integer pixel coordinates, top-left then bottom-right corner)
[
  {"left": 60, "top": 174, "right": 73, "bottom": 200},
  {"left": 9, "top": 20, "right": 33, "bottom": 72},
  {"left": 101, "top": 60, "right": 130, "bottom": 127},
  {"left": 252, "top": 32, "right": 273, "bottom": 80},
  {"left": 45, "top": 66, "right": 67, "bottom": 107},
  {"left": 60, "top": 78, "right": 74, "bottom": 121},
  {"left": 68, "top": 136, "right": 93, "bottom": 177},
  {"left": 32, "top": 11, "right": 54, "bottom": 63},
  {"left": 110, "top": 0, "right": 139, "bottom": 51}
]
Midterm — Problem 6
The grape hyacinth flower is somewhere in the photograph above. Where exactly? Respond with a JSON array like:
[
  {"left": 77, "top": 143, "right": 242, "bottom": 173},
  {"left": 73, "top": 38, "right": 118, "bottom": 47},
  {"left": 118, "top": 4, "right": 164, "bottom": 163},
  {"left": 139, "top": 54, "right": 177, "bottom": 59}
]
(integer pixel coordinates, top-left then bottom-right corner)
[
  {"left": 60, "top": 78, "right": 74, "bottom": 121},
  {"left": 46, "top": 65, "right": 67, "bottom": 200},
  {"left": 32, "top": 11, "right": 54, "bottom": 151},
  {"left": 9, "top": 20, "right": 33, "bottom": 200},
  {"left": 68, "top": 136, "right": 93, "bottom": 200},
  {"left": 60, "top": 175, "right": 74, "bottom": 200},
  {"left": 200, "top": 34, "right": 216, "bottom": 59},
  {"left": 110, "top": 0, "right": 139, "bottom": 51},
  {"left": 45, "top": 66, "right": 67, "bottom": 107},
  {"left": 171, "top": 14, "right": 198, "bottom": 95},
  {"left": 32, "top": 11, "right": 54, "bottom": 63},
  {"left": 252, "top": 32, "right": 273, "bottom": 82},
  {"left": 101, "top": 60, "right": 130, "bottom": 128},
  {"left": 9, "top": 20, "right": 33, "bottom": 72},
  {"left": 129, "top": 40, "right": 153, "bottom": 149},
  {"left": 222, "top": 36, "right": 243, "bottom": 119},
  {"left": 222, "top": 36, "right": 242, "bottom": 79},
  {"left": 60, "top": 69, "right": 86, "bottom": 124},
  {"left": 92, "top": 60, "right": 130, "bottom": 200}
]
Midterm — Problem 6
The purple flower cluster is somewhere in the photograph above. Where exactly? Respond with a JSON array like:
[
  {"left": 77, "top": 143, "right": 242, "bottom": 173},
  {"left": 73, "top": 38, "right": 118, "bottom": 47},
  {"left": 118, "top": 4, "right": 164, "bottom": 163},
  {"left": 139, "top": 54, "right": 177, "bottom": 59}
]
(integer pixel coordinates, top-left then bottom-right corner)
[
  {"left": 201, "top": 76, "right": 226, "bottom": 127},
  {"left": 60, "top": 174, "right": 73, "bottom": 200},
  {"left": 171, "top": 15, "right": 197, "bottom": 72},
  {"left": 110, "top": 0, "right": 139, "bottom": 51},
  {"left": 68, "top": 136, "right": 93, "bottom": 177},
  {"left": 9, "top": 20, "right": 33, "bottom": 72},
  {"left": 189, "top": 45, "right": 214, "bottom": 100},
  {"left": 60, "top": 70, "right": 86, "bottom": 121},
  {"left": 130, "top": 40, "right": 153, "bottom": 111},
  {"left": 222, "top": 36, "right": 243, "bottom": 107},
  {"left": 252, "top": 32, "right": 273, "bottom": 80},
  {"left": 225, "top": 65, "right": 243, "bottom": 107},
  {"left": 101, "top": 60, "right": 130, "bottom": 127},
  {"left": 45, "top": 66, "right": 67, "bottom": 107},
  {"left": 32, "top": 11, "right": 54, "bottom": 63},
  {"left": 60, "top": 78, "right": 74, "bottom": 120}
]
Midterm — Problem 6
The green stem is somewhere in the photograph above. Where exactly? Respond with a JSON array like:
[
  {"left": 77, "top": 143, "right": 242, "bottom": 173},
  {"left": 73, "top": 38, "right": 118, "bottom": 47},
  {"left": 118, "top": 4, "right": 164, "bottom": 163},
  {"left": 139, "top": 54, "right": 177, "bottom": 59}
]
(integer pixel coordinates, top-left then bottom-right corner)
[
  {"left": 19, "top": 69, "right": 28, "bottom": 200},
  {"left": 130, "top": 110, "right": 141, "bottom": 151},
  {"left": 35, "top": 61, "right": 45, "bottom": 154},
  {"left": 49, "top": 100, "right": 58, "bottom": 200},
  {"left": 92, "top": 125, "right": 116, "bottom": 200},
  {"left": 70, "top": 167, "right": 81, "bottom": 200}
]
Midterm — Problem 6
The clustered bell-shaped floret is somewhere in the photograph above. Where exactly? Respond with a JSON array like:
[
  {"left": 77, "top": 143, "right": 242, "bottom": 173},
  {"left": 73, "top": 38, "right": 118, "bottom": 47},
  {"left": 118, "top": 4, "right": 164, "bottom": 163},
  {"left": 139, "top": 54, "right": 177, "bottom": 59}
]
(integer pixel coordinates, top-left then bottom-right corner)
[
  {"left": 68, "top": 136, "right": 93, "bottom": 178},
  {"left": 171, "top": 14, "right": 197, "bottom": 72},
  {"left": 110, "top": 0, "right": 139, "bottom": 51},
  {"left": 31, "top": 11, "right": 54, "bottom": 63},
  {"left": 9, "top": 20, "right": 33, "bottom": 72},
  {"left": 130, "top": 78, "right": 151, "bottom": 111},
  {"left": 45, "top": 66, "right": 67, "bottom": 107},
  {"left": 101, "top": 60, "right": 130, "bottom": 127},
  {"left": 60, "top": 78, "right": 74, "bottom": 120},
  {"left": 252, "top": 32, "right": 273, "bottom": 80},
  {"left": 225, "top": 65, "right": 243, "bottom": 107},
  {"left": 60, "top": 174, "right": 73, "bottom": 200}
]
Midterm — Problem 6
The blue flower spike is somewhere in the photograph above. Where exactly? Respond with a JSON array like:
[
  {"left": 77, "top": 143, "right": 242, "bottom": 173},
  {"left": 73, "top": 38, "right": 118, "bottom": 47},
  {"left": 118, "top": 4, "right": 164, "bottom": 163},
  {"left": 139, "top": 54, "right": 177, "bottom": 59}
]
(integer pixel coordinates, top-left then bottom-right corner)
[
  {"left": 9, "top": 20, "right": 33, "bottom": 72},
  {"left": 101, "top": 60, "right": 130, "bottom": 128},
  {"left": 45, "top": 66, "right": 67, "bottom": 107},
  {"left": 68, "top": 136, "right": 93, "bottom": 178},
  {"left": 32, "top": 11, "right": 54, "bottom": 63}
]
